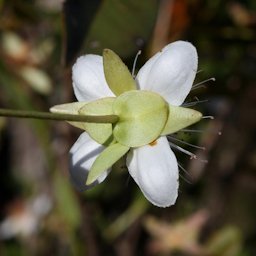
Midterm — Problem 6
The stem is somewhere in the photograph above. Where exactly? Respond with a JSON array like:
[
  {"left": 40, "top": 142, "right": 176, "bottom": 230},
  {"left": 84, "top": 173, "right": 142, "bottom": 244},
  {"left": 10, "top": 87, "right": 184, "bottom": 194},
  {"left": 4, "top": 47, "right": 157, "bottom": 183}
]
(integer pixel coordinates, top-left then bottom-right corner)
[{"left": 0, "top": 108, "right": 119, "bottom": 124}]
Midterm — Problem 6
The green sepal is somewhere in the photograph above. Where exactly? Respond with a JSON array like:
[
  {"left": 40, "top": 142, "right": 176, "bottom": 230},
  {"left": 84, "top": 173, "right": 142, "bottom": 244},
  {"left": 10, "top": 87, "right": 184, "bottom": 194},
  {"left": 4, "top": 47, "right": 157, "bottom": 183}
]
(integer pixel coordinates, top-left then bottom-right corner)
[
  {"left": 113, "top": 90, "right": 168, "bottom": 147},
  {"left": 161, "top": 105, "right": 202, "bottom": 135},
  {"left": 50, "top": 102, "right": 87, "bottom": 130},
  {"left": 86, "top": 143, "right": 130, "bottom": 185},
  {"left": 103, "top": 49, "right": 137, "bottom": 96},
  {"left": 79, "top": 97, "right": 115, "bottom": 145}
]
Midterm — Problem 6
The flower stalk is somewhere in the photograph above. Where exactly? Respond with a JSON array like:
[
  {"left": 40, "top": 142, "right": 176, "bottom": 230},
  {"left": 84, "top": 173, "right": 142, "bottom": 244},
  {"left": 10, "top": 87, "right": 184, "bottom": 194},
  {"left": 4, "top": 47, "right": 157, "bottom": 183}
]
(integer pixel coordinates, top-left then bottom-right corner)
[{"left": 0, "top": 108, "right": 119, "bottom": 123}]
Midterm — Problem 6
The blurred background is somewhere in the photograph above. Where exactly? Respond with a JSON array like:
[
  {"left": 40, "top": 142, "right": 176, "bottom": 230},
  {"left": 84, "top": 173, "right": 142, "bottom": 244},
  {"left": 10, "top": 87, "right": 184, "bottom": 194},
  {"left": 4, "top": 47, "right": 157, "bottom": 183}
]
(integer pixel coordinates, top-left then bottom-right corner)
[{"left": 0, "top": 0, "right": 256, "bottom": 255}]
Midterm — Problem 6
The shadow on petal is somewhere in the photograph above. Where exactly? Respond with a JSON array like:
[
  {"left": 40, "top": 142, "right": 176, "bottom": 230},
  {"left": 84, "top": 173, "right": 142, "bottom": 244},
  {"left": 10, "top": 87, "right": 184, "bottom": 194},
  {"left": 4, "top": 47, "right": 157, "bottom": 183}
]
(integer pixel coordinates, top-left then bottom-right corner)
[{"left": 69, "top": 132, "right": 109, "bottom": 191}]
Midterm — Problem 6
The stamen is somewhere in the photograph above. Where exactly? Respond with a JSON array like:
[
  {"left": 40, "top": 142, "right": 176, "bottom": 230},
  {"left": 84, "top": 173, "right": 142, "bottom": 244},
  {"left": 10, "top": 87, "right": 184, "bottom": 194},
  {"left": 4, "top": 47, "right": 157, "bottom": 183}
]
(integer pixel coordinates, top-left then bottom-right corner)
[
  {"left": 132, "top": 50, "right": 142, "bottom": 78},
  {"left": 197, "top": 69, "right": 203, "bottom": 74},
  {"left": 178, "top": 163, "right": 193, "bottom": 184},
  {"left": 192, "top": 77, "right": 215, "bottom": 90},
  {"left": 178, "top": 162, "right": 191, "bottom": 177},
  {"left": 168, "top": 141, "right": 197, "bottom": 159},
  {"left": 168, "top": 136, "right": 206, "bottom": 150},
  {"left": 202, "top": 116, "right": 214, "bottom": 119},
  {"left": 181, "top": 128, "right": 222, "bottom": 137},
  {"left": 182, "top": 99, "right": 208, "bottom": 107},
  {"left": 180, "top": 129, "right": 204, "bottom": 133},
  {"left": 169, "top": 137, "right": 209, "bottom": 163},
  {"left": 179, "top": 172, "right": 193, "bottom": 184}
]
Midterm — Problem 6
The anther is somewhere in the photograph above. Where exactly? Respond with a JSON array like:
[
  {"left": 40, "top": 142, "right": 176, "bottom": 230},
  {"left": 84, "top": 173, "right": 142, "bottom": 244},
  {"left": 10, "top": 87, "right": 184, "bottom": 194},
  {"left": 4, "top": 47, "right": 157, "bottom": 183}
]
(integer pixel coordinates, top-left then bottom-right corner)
[{"left": 149, "top": 140, "right": 157, "bottom": 146}]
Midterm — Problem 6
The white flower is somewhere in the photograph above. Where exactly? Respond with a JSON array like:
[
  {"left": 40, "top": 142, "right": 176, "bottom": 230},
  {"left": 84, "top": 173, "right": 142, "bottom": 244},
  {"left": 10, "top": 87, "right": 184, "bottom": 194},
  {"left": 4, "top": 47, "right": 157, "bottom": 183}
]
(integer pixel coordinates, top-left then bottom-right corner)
[{"left": 53, "top": 41, "right": 199, "bottom": 207}]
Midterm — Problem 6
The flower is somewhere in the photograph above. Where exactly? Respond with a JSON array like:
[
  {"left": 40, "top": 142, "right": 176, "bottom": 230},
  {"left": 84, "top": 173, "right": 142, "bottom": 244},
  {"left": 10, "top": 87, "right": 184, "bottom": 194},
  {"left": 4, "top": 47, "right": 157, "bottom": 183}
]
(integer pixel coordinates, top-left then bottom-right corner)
[{"left": 51, "top": 41, "right": 202, "bottom": 207}]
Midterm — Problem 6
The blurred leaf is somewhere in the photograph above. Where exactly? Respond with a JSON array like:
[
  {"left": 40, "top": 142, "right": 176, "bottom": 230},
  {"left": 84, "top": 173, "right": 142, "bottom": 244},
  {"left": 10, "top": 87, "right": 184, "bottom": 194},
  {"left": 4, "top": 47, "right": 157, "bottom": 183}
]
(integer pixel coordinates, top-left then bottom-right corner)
[
  {"left": 0, "top": 60, "right": 51, "bottom": 153},
  {"left": 205, "top": 226, "right": 242, "bottom": 256},
  {"left": 19, "top": 66, "right": 52, "bottom": 95},
  {"left": 63, "top": 0, "right": 158, "bottom": 65},
  {"left": 63, "top": 0, "right": 102, "bottom": 65},
  {"left": 0, "top": 117, "right": 6, "bottom": 131},
  {"left": 1, "top": 32, "right": 29, "bottom": 61},
  {"left": 1, "top": 241, "right": 26, "bottom": 256},
  {"left": 104, "top": 192, "right": 149, "bottom": 240},
  {"left": 84, "top": 0, "right": 158, "bottom": 58},
  {"left": 144, "top": 210, "right": 209, "bottom": 254},
  {"left": 54, "top": 171, "right": 81, "bottom": 229},
  {"left": 0, "top": 0, "right": 3, "bottom": 11}
]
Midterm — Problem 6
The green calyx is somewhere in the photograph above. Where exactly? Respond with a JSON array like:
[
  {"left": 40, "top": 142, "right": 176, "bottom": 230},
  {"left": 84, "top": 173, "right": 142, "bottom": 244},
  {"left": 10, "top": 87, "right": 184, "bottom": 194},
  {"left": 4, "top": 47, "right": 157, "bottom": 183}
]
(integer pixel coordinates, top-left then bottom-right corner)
[
  {"left": 113, "top": 90, "right": 168, "bottom": 147},
  {"left": 84, "top": 90, "right": 169, "bottom": 185},
  {"left": 86, "top": 142, "right": 129, "bottom": 185},
  {"left": 79, "top": 97, "right": 115, "bottom": 145},
  {"left": 103, "top": 48, "right": 137, "bottom": 96},
  {"left": 161, "top": 105, "right": 202, "bottom": 135}
]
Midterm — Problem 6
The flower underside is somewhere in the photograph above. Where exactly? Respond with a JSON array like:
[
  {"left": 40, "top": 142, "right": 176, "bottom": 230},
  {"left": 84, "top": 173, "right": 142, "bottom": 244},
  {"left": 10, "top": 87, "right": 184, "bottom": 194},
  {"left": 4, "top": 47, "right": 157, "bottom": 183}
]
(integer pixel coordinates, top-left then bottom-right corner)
[{"left": 50, "top": 41, "right": 203, "bottom": 207}]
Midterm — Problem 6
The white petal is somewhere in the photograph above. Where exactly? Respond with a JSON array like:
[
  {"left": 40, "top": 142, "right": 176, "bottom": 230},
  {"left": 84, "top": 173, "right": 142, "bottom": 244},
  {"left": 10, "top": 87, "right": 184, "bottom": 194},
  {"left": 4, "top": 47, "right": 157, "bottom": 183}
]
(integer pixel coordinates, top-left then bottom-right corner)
[
  {"left": 72, "top": 55, "right": 115, "bottom": 102},
  {"left": 136, "top": 41, "right": 198, "bottom": 106},
  {"left": 69, "top": 132, "right": 109, "bottom": 191},
  {"left": 127, "top": 136, "right": 179, "bottom": 207}
]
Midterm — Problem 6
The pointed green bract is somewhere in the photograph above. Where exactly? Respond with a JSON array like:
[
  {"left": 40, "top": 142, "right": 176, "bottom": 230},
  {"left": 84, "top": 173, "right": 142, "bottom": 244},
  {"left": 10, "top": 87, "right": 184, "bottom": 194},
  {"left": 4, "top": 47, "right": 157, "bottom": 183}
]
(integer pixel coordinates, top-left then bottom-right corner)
[
  {"left": 79, "top": 97, "right": 115, "bottom": 145},
  {"left": 86, "top": 143, "right": 130, "bottom": 185},
  {"left": 50, "top": 102, "right": 87, "bottom": 130},
  {"left": 103, "top": 49, "right": 137, "bottom": 96},
  {"left": 113, "top": 90, "right": 168, "bottom": 147},
  {"left": 161, "top": 105, "right": 202, "bottom": 135}
]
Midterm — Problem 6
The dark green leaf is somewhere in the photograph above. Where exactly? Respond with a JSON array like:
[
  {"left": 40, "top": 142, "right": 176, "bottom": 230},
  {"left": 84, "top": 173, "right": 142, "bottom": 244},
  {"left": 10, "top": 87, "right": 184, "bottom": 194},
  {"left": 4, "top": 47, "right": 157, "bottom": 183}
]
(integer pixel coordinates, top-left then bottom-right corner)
[
  {"left": 84, "top": 0, "right": 159, "bottom": 58},
  {"left": 63, "top": 0, "right": 102, "bottom": 65}
]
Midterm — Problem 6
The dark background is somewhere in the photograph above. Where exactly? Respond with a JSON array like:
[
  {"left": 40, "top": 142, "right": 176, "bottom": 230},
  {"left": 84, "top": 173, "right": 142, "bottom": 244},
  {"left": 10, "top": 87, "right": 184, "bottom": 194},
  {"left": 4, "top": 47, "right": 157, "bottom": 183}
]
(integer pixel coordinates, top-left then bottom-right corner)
[{"left": 0, "top": 0, "right": 256, "bottom": 255}]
